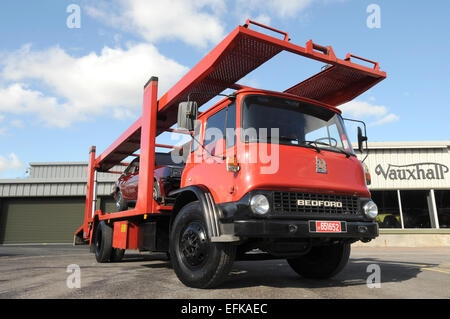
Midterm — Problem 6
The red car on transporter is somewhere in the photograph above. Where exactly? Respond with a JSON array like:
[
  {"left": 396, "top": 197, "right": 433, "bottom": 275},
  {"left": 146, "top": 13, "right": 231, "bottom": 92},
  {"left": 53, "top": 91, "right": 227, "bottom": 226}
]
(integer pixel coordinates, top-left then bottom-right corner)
[{"left": 113, "top": 152, "right": 185, "bottom": 211}]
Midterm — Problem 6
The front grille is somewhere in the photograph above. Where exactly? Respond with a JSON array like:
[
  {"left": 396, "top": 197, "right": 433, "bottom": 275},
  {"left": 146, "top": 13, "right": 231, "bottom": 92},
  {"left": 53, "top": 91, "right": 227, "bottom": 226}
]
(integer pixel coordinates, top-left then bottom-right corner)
[{"left": 272, "top": 191, "right": 360, "bottom": 217}]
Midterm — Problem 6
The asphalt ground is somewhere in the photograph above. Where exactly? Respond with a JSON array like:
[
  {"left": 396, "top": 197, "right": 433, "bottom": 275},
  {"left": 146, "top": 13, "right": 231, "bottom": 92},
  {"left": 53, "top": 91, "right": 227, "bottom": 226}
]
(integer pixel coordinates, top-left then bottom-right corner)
[{"left": 0, "top": 245, "right": 449, "bottom": 299}]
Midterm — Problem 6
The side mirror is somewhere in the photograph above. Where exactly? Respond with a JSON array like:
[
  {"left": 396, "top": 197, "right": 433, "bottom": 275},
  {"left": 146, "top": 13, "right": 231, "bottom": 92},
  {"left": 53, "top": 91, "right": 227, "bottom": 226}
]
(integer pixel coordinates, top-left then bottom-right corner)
[
  {"left": 177, "top": 101, "right": 198, "bottom": 131},
  {"left": 357, "top": 126, "right": 368, "bottom": 153}
]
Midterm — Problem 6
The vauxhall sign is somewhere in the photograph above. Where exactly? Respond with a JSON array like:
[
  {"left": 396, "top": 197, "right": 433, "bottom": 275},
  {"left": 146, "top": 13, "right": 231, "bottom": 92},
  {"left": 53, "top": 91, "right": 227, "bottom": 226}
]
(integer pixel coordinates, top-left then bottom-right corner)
[{"left": 374, "top": 162, "right": 449, "bottom": 181}]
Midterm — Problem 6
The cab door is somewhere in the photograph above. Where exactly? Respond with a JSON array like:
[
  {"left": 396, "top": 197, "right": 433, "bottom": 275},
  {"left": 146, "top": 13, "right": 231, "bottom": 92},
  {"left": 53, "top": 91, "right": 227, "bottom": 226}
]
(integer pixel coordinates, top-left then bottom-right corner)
[
  {"left": 203, "top": 103, "right": 237, "bottom": 203},
  {"left": 183, "top": 102, "right": 237, "bottom": 204}
]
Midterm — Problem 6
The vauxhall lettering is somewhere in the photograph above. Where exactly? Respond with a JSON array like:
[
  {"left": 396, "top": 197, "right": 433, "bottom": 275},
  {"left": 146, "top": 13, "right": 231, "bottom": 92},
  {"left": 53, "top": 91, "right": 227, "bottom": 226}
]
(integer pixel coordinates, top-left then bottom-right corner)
[{"left": 375, "top": 163, "right": 449, "bottom": 181}]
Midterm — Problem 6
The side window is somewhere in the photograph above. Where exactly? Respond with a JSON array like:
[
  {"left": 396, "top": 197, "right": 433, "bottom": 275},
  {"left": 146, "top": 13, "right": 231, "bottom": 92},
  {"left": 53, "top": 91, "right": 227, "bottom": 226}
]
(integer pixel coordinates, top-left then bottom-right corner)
[
  {"left": 124, "top": 158, "right": 139, "bottom": 174},
  {"left": 225, "top": 103, "right": 236, "bottom": 148},
  {"left": 204, "top": 108, "right": 227, "bottom": 146},
  {"left": 203, "top": 103, "right": 236, "bottom": 148},
  {"left": 134, "top": 159, "right": 139, "bottom": 173},
  {"left": 191, "top": 122, "right": 201, "bottom": 153}
]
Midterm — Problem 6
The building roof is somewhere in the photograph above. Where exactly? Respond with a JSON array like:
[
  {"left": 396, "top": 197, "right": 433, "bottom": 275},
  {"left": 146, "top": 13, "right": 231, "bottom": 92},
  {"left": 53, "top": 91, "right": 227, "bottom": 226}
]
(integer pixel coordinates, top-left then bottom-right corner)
[
  {"left": 365, "top": 141, "right": 450, "bottom": 149},
  {"left": 350, "top": 141, "right": 450, "bottom": 150},
  {"left": 0, "top": 162, "right": 123, "bottom": 198}
]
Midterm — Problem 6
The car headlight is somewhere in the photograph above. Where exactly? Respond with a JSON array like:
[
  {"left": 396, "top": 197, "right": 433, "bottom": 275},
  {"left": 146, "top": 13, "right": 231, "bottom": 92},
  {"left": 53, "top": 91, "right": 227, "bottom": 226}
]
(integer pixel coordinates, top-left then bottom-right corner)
[
  {"left": 250, "top": 194, "right": 270, "bottom": 215},
  {"left": 363, "top": 200, "right": 378, "bottom": 219}
]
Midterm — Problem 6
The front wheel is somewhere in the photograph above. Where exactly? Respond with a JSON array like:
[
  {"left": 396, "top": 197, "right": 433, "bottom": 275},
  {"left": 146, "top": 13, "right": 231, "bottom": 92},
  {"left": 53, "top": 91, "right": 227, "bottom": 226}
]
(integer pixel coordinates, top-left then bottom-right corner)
[
  {"left": 287, "top": 242, "right": 351, "bottom": 279},
  {"left": 169, "top": 201, "right": 236, "bottom": 288}
]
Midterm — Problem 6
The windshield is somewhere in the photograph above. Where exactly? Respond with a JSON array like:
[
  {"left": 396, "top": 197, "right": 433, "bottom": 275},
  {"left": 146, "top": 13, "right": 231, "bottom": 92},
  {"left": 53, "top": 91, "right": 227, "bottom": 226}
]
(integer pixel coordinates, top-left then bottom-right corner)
[{"left": 242, "top": 95, "right": 354, "bottom": 155}]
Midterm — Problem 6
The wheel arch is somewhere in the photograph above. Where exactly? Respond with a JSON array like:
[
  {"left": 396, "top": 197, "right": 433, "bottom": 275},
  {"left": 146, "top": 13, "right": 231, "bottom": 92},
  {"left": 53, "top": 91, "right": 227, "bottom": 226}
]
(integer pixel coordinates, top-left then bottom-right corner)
[{"left": 170, "top": 185, "right": 221, "bottom": 239}]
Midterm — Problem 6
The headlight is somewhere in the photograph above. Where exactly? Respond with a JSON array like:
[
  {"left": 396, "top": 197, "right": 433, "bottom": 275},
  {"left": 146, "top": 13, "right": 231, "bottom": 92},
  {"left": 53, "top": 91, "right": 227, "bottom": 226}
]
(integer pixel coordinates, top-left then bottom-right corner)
[
  {"left": 363, "top": 200, "right": 378, "bottom": 219},
  {"left": 250, "top": 194, "right": 270, "bottom": 215}
]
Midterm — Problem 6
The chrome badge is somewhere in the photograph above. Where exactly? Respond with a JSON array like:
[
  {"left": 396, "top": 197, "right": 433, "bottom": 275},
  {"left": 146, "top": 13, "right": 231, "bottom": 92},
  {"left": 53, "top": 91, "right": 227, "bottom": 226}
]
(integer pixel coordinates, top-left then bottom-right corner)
[{"left": 316, "top": 156, "right": 327, "bottom": 174}]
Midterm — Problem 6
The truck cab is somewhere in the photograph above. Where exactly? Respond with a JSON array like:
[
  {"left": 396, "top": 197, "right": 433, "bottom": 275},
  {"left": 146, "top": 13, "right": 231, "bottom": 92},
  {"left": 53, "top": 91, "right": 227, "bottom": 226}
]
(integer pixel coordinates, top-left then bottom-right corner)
[
  {"left": 183, "top": 88, "right": 371, "bottom": 201},
  {"left": 167, "top": 88, "right": 378, "bottom": 286}
]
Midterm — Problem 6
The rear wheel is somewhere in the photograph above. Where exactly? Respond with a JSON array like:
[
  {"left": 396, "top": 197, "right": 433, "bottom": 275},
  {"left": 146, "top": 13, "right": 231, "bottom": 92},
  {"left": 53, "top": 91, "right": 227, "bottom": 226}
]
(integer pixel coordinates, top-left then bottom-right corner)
[
  {"left": 94, "top": 221, "right": 113, "bottom": 263},
  {"left": 287, "top": 242, "right": 351, "bottom": 279},
  {"left": 169, "top": 201, "right": 236, "bottom": 288}
]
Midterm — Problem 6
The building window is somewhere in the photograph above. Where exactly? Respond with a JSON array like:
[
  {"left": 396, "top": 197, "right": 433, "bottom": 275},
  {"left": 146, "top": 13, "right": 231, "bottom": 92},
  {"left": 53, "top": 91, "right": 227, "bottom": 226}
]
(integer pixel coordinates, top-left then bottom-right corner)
[
  {"left": 434, "top": 190, "right": 450, "bottom": 228},
  {"left": 371, "top": 191, "right": 402, "bottom": 228},
  {"left": 400, "top": 190, "right": 432, "bottom": 228}
]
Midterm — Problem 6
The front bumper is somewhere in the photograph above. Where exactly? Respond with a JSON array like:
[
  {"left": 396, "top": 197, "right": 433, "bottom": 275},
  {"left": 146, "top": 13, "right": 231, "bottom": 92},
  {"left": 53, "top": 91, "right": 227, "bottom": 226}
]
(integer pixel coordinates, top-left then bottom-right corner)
[{"left": 234, "top": 219, "right": 379, "bottom": 240}]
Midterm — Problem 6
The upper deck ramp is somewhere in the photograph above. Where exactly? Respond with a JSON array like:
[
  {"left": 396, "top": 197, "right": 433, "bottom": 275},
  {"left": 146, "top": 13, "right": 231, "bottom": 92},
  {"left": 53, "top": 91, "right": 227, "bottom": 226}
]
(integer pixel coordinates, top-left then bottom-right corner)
[{"left": 96, "top": 20, "right": 386, "bottom": 172}]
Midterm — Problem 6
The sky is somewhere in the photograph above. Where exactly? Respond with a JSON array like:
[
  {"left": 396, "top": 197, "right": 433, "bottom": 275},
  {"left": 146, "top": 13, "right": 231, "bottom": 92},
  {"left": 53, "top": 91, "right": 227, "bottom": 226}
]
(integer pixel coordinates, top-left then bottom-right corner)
[{"left": 0, "top": 0, "right": 449, "bottom": 178}]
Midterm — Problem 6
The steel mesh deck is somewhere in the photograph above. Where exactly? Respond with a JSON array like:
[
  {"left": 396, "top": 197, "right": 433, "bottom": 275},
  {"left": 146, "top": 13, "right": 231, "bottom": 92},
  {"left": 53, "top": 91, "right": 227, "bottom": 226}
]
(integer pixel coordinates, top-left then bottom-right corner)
[{"left": 97, "top": 23, "right": 386, "bottom": 171}]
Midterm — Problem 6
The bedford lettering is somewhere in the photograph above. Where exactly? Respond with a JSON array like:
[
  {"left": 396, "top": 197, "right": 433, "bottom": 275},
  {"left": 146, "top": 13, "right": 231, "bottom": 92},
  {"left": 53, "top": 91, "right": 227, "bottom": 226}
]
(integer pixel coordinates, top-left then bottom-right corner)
[
  {"left": 375, "top": 163, "right": 449, "bottom": 181},
  {"left": 297, "top": 199, "right": 343, "bottom": 208}
]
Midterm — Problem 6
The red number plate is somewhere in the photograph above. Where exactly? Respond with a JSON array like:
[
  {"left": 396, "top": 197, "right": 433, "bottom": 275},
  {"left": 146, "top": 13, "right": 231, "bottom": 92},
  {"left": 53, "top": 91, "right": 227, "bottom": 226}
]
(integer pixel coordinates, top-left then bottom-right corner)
[{"left": 315, "top": 221, "right": 342, "bottom": 233}]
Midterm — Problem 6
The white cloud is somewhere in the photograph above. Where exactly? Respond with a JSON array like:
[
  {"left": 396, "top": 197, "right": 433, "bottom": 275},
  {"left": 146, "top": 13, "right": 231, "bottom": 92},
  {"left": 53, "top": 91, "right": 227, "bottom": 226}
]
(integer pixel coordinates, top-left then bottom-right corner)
[
  {"left": 237, "top": 0, "right": 314, "bottom": 18},
  {"left": 253, "top": 14, "right": 272, "bottom": 26},
  {"left": 0, "top": 83, "right": 76, "bottom": 128},
  {"left": 0, "top": 43, "right": 188, "bottom": 127},
  {"left": 340, "top": 100, "right": 399, "bottom": 127},
  {"left": 340, "top": 100, "right": 388, "bottom": 118},
  {"left": 0, "top": 153, "right": 25, "bottom": 176},
  {"left": 370, "top": 113, "right": 400, "bottom": 126},
  {"left": 85, "top": 0, "right": 226, "bottom": 48},
  {"left": 11, "top": 119, "right": 24, "bottom": 128}
]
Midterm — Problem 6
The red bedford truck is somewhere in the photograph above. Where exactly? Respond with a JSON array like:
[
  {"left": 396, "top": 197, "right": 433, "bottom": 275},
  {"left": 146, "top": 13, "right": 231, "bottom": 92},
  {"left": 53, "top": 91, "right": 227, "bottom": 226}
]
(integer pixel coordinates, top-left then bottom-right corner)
[{"left": 75, "top": 20, "right": 386, "bottom": 288}]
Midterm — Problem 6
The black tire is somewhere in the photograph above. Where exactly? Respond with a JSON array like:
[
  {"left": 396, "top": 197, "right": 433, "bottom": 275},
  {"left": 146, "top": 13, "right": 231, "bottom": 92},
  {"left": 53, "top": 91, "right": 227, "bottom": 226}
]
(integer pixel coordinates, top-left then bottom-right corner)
[
  {"left": 110, "top": 248, "right": 125, "bottom": 262},
  {"left": 169, "top": 201, "right": 236, "bottom": 288},
  {"left": 94, "top": 221, "right": 113, "bottom": 263},
  {"left": 115, "top": 190, "right": 128, "bottom": 212},
  {"left": 287, "top": 242, "right": 351, "bottom": 279}
]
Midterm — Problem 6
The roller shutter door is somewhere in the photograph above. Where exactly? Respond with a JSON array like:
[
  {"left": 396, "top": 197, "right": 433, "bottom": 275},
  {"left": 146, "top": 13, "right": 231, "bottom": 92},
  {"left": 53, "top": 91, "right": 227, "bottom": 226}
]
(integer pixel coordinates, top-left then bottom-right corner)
[{"left": 0, "top": 197, "right": 84, "bottom": 244}]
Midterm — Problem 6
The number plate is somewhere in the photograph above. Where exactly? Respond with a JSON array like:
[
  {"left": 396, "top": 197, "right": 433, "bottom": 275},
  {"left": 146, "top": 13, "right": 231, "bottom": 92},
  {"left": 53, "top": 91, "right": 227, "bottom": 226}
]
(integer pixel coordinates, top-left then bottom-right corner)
[{"left": 310, "top": 221, "right": 345, "bottom": 233}]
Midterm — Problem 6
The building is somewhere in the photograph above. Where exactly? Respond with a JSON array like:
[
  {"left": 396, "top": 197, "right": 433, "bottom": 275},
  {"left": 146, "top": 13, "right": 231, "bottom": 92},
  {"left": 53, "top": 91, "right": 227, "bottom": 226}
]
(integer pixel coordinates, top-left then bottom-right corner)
[
  {"left": 0, "top": 163, "right": 120, "bottom": 244},
  {"left": 354, "top": 141, "right": 450, "bottom": 247},
  {"left": 0, "top": 141, "right": 449, "bottom": 246}
]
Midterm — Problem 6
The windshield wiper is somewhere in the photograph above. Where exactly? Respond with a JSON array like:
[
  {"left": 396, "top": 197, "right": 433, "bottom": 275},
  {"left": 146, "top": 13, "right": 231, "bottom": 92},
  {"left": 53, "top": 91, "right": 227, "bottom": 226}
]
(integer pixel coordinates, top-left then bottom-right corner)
[
  {"left": 304, "top": 140, "right": 352, "bottom": 158},
  {"left": 257, "top": 135, "right": 299, "bottom": 143},
  {"left": 252, "top": 135, "right": 351, "bottom": 156},
  {"left": 258, "top": 135, "right": 322, "bottom": 153}
]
